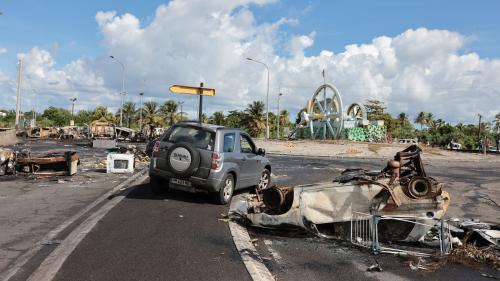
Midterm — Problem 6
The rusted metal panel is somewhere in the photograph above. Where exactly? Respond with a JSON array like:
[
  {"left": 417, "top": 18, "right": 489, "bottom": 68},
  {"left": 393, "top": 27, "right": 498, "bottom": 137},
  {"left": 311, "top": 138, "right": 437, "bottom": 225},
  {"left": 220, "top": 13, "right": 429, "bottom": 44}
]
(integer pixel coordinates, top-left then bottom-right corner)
[{"left": 16, "top": 151, "right": 79, "bottom": 176}]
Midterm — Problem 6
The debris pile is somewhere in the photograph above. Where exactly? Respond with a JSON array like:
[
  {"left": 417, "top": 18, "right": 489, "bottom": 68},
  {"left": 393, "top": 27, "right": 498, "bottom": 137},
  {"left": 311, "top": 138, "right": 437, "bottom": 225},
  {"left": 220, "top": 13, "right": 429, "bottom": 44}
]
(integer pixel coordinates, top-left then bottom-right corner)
[
  {"left": 241, "top": 145, "right": 452, "bottom": 254},
  {"left": 0, "top": 149, "right": 80, "bottom": 176}
]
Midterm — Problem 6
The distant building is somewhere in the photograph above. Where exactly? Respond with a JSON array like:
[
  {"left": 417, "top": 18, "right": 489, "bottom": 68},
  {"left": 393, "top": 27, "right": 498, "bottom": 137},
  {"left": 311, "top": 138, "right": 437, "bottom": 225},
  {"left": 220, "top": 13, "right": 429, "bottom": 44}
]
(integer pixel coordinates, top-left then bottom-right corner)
[{"left": 0, "top": 112, "right": 7, "bottom": 117}]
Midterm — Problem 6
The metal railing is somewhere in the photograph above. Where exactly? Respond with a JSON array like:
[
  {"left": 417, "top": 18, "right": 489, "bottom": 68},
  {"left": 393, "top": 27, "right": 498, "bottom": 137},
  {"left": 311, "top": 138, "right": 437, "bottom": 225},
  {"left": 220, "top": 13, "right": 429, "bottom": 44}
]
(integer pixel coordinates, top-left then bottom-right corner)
[{"left": 350, "top": 211, "right": 452, "bottom": 257}]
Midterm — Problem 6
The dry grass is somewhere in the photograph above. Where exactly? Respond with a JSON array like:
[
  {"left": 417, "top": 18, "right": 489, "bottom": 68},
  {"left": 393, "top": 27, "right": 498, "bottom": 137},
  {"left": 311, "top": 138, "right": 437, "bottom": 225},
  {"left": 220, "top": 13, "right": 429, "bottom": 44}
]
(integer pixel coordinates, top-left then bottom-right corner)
[
  {"left": 342, "top": 147, "right": 363, "bottom": 155},
  {"left": 420, "top": 146, "right": 445, "bottom": 156}
]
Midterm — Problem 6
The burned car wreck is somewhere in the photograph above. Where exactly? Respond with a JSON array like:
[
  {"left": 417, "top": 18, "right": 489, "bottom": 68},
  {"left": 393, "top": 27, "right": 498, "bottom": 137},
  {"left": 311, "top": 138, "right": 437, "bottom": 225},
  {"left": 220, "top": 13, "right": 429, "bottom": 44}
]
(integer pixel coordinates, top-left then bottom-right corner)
[{"left": 243, "top": 145, "right": 450, "bottom": 247}]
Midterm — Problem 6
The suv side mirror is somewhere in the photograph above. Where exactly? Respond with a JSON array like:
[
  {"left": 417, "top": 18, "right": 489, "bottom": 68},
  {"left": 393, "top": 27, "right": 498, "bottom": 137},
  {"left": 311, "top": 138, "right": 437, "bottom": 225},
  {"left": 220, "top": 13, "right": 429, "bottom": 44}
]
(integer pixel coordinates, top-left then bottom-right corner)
[{"left": 257, "top": 148, "right": 266, "bottom": 156}]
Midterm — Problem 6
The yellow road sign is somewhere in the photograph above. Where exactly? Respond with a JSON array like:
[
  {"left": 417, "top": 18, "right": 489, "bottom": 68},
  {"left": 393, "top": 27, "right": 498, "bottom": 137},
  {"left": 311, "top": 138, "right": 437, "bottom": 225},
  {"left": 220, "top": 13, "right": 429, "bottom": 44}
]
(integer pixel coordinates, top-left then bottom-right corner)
[{"left": 169, "top": 84, "right": 216, "bottom": 96}]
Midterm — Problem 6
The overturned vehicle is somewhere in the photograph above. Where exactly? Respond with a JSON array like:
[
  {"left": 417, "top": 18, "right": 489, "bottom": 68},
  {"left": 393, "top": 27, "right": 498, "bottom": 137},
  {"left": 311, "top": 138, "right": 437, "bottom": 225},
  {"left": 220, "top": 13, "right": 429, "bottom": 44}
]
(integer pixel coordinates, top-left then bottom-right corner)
[{"left": 243, "top": 145, "right": 450, "bottom": 248}]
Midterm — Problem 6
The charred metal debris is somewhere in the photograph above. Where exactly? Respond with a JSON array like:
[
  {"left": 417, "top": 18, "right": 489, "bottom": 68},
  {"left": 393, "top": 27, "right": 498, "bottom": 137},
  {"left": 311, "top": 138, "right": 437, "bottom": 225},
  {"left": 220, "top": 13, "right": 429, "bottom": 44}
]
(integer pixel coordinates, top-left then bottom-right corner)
[
  {"left": 0, "top": 148, "right": 79, "bottom": 176},
  {"left": 238, "top": 145, "right": 498, "bottom": 260}
]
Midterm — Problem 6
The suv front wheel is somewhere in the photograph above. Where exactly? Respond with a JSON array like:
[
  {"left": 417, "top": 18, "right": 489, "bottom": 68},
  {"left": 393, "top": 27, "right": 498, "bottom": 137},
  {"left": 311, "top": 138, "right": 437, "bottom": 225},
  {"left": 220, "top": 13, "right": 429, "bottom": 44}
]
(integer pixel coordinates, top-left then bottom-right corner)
[{"left": 214, "top": 174, "right": 235, "bottom": 205}]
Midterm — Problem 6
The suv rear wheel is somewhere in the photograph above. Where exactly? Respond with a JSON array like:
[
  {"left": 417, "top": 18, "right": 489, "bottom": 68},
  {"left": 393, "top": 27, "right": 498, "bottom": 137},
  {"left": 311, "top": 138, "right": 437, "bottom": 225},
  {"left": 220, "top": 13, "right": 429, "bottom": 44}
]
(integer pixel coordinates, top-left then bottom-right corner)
[{"left": 214, "top": 174, "right": 234, "bottom": 205}]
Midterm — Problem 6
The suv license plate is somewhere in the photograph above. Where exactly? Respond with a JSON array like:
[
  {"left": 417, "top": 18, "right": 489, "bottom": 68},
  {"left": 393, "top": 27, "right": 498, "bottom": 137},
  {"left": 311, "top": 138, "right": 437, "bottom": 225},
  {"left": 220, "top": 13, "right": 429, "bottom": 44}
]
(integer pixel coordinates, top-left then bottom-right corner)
[{"left": 170, "top": 178, "right": 192, "bottom": 187}]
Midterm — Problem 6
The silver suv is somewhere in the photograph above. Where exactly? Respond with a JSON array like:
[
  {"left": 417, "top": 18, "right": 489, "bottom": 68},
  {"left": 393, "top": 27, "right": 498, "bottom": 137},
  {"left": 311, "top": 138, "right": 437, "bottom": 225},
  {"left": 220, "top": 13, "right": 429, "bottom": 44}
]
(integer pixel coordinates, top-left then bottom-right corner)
[{"left": 149, "top": 122, "right": 272, "bottom": 204}]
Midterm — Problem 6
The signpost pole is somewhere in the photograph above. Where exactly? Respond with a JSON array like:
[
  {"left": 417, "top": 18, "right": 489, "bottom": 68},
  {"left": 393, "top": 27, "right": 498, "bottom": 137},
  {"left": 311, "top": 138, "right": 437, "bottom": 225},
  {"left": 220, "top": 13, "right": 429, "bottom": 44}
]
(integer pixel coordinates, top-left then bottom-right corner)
[{"left": 198, "top": 82, "right": 204, "bottom": 123}]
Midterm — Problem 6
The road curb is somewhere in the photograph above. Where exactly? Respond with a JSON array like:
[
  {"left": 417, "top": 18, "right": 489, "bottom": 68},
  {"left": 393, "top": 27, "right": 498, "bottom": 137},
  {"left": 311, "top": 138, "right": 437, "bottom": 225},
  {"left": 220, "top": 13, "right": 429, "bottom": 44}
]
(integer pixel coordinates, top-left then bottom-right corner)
[
  {"left": 228, "top": 195, "right": 274, "bottom": 281},
  {"left": 1, "top": 168, "right": 148, "bottom": 281},
  {"left": 267, "top": 152, "right": 500, "bottom": 163}
]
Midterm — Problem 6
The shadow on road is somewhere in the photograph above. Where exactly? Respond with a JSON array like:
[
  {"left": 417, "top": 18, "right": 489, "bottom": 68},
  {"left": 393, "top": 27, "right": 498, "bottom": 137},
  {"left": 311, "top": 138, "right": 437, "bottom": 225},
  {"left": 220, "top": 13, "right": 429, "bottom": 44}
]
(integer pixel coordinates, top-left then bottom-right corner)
[
  {"left": 126, "top": 180, "right": 214, "bottom": 205},
  {"left": 125, "top": 179, "right": 255, "bottom": 206}
]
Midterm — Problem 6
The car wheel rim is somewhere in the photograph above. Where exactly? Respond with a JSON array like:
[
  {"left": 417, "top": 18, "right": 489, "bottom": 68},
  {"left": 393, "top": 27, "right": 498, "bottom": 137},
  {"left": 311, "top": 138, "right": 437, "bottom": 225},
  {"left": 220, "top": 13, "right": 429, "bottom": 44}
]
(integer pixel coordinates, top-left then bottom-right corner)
[
  {"left": 223, "top": 178, "right": 233, "bottom": 201},
  {"left": 258, "top": 172, "right": 269, "bottom": 189}
]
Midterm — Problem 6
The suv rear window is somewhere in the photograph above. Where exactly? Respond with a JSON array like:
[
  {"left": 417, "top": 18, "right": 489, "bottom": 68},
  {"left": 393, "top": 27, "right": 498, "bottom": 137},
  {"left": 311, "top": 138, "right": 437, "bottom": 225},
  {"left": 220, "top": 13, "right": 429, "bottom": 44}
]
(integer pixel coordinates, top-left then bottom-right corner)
[{"left": 163, "top": 126, "right": 215, "bottom": 150}]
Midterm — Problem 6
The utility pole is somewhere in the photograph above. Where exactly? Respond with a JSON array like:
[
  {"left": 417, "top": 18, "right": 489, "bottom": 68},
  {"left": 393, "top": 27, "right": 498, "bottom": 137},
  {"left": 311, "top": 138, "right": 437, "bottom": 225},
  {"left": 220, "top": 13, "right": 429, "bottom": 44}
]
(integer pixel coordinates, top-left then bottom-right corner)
[
  {"left": 246, "top": 57, "right": 270, "bottom": 140},
  {"left": 139, "top": 92, "right": 144, "bottom": 133},
  {"left": 178, "top": 101, "right": 184, "bottom": 121},
  {"left": 15, "top": 59, "right": 23, "bottom": 129},
  {"left": 478, "top": 114, "right": 482, "bottom": 140},
  {"left": 277, "top": 91, "right": 283, "bottom": 139},
  {"left": 198, "top": 82, "right": 204, "bottom": 123},
  {"left": 110, "top": 56, "right": 126, "bottom": 126}
]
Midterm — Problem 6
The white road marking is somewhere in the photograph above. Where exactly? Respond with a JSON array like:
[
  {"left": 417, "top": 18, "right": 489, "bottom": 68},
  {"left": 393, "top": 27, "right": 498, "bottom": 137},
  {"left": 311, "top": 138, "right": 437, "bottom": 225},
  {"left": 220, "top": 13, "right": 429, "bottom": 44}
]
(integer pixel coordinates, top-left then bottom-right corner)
[
  {"left": 0, "top": 168, "right": 148, "bottom": 281},
  {"left": 228, "top": 196, "right": 275, "bottom": 281},
  {"left": 25, "top": 173, "right": 148, "bottom": 281}
]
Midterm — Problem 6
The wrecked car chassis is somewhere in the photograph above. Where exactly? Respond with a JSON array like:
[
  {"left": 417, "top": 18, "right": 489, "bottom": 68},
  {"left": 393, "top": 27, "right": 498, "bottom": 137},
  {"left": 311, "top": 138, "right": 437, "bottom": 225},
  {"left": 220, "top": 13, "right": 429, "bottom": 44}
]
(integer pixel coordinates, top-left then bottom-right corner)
[
  {"left": 244, "top": 145, "right": 451, "bottom": 247},
  {"left": 0, "top": 149, "right": 79, "bottom": 176}
]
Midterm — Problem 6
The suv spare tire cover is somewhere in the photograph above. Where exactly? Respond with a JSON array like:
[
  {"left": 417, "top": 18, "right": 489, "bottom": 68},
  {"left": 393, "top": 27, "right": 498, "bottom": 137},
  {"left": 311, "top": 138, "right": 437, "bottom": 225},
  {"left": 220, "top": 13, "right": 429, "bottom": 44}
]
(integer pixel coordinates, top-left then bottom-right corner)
[{"left": 166, "top": 142, "right": 201, "bottom": 177}]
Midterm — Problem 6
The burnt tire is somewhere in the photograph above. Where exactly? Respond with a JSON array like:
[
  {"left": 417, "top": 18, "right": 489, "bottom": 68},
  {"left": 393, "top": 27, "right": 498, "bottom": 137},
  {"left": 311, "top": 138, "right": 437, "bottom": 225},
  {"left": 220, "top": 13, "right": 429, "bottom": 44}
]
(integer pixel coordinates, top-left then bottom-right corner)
[
  {"left": 214, "top": 174, "right": 235, "bottom": 205},
  {"left": 150, "top": 175, "right": 168, "bottom": 195},
  {"left": 166, "top": 143, "right": 200, "bottom": 178}
]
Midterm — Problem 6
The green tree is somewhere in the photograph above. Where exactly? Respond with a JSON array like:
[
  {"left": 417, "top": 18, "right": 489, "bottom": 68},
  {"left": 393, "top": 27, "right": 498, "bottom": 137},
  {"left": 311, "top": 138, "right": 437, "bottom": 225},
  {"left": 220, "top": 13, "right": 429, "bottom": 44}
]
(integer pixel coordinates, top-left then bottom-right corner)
[
  {"left": 122, "top": 102, "right": 136, "bottom": 128},
  {"left": 143, "top": 101, "right": 163, "bottom": 138},
  {"left": 415, "top": 111, "right": 427, "bottom": 129},
  {"left": 41, "top": 107, "right": 71, "bottom": 126},
  {"left": 75, "top": 110, "right": 93, "bottom": 125},
  {"left": 210, "top": 111, "right": 225, "bottom": 125},
  {"left": 243, "top": 101, "right": 265, "bottom": 137},
  {"left": 91, "top": 106, "right": 116, "bottom": 122},
  {"left": 160, "top": 100, "right": 178, "bottom": 126},
  {"left": 225, "top": 110, "right": 246, "bottom": 129},
  {"left": 493, "top": 112, "right": 500, "bottom": 133},
  {"left": 426, "top": 112, "right": 435, "bottom": 129}
]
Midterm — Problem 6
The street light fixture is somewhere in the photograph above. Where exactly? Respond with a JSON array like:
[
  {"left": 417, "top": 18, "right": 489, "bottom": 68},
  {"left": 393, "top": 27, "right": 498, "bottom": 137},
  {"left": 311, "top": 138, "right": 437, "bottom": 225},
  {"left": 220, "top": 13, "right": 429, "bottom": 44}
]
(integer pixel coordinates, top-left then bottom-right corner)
[
  {"left": 246, "top": 57, "right": 270, "bottom": 140},
  {"left": 109, "top": 55, "right": 126, "bottom": 126}
]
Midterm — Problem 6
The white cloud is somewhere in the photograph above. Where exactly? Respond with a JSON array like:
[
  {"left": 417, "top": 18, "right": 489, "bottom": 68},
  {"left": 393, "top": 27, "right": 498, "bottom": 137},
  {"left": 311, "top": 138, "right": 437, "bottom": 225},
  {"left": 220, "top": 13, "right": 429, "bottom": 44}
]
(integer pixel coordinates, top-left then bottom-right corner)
[
  {"left": 1, "top": 0, "right": 499, "bottom": 125},
  {"left": 0, "top": 48, "right": 7, "bottom": 54}
]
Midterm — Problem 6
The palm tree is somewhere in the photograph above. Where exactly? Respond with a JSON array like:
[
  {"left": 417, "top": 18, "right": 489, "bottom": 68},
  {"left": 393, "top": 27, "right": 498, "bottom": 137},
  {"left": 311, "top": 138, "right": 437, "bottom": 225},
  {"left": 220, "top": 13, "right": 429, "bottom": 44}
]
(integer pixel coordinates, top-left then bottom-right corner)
[
  {"left": 243, "top": 101, "right": 265, "bottom": 136},
  {"left": 160, "top": 100, "right": 178, "bottom": 126},
  {"left": 210, "top": 111, "right": 225, "bottom": 125},
  {"left": 425, "top": 112, "right": 435, "bottom": 129},
  {"left": 398, "top": 112, "right": 408, "bottom": 126},
  {"left": 279, "top": 109, "right": 290, "bottom": 127},
  {"left": 494, "top": 112, "right": 500, "bottom": 133},
  {"left": 415, "top": 112, "right": 426, "bottom": 129},
  {"left": 435, "top": 118, "right": 444, "bottom": 129},
  {"left": 143, "top": 101, "right": 163, "bottom": 138},
  {"left": 122, "top": 101, "right": 136, "bottom": 128},
  {"left": 91, "top": 106, "right": 116, "bottom": 122}
]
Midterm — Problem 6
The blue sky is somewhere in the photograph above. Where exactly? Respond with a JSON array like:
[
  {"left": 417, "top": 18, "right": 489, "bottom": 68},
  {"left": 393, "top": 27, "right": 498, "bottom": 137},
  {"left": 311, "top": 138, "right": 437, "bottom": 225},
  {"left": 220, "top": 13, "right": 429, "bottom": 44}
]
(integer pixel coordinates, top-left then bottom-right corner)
[
  {"left": 1, "top": 0, "right": 499, "bottom": 69},
  {"left": 0, "top": 0, "right": 499, "bottom": 123}
]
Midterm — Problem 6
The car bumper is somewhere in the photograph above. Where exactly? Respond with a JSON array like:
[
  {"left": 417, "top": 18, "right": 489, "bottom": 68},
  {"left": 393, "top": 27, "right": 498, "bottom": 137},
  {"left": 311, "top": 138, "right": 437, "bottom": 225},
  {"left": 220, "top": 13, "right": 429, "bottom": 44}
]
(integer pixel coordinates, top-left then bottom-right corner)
[{"left": 149, "top": 165, "right": 223, "bottom": 193}]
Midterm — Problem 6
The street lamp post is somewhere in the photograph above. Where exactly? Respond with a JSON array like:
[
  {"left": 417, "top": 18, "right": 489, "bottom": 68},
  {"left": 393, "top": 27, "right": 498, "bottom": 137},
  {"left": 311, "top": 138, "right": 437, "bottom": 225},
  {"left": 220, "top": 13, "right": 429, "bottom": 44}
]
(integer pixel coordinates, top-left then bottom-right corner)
[
  {"left": 139, "top": 93, "right": 144, "bottom": 133},
  {"left": 178, "top": 101, "right": 184, "bottom": 121},
  {"left": 110, "top": 55, "right": 126, "bottom": 126},
  {"left": 15, "top": 59, "right": 23, "bottom": 129},
  {"left": 277, "top": 92, "right": 283, "bottom": 139},
  {"left": 246, "top": 57, "right": 270, "bottom": 140},
  {"left": 70, "top": 97, "right": 77, "bottom": 125}
]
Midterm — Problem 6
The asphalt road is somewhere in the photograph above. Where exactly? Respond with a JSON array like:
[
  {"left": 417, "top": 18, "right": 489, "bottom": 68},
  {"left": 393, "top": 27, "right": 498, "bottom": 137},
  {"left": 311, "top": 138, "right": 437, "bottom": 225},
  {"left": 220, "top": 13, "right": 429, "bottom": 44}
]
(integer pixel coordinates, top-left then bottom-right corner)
[
  {"left": 253, "top": 155, "right": 500, "bottom": 281},
  {"left": 47, "top": 154, "right": 500, "bottom": 281}
]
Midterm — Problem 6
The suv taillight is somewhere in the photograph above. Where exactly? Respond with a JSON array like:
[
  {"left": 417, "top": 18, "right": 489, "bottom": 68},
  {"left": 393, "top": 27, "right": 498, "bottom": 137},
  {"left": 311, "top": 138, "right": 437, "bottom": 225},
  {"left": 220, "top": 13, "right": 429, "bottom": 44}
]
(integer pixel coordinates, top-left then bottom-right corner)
[
  {"left": 152, "top": 141, "right": 161, "bottom": 157},
  {"left": 211, "top": 152, "right": 222, "bottom": 170}
]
